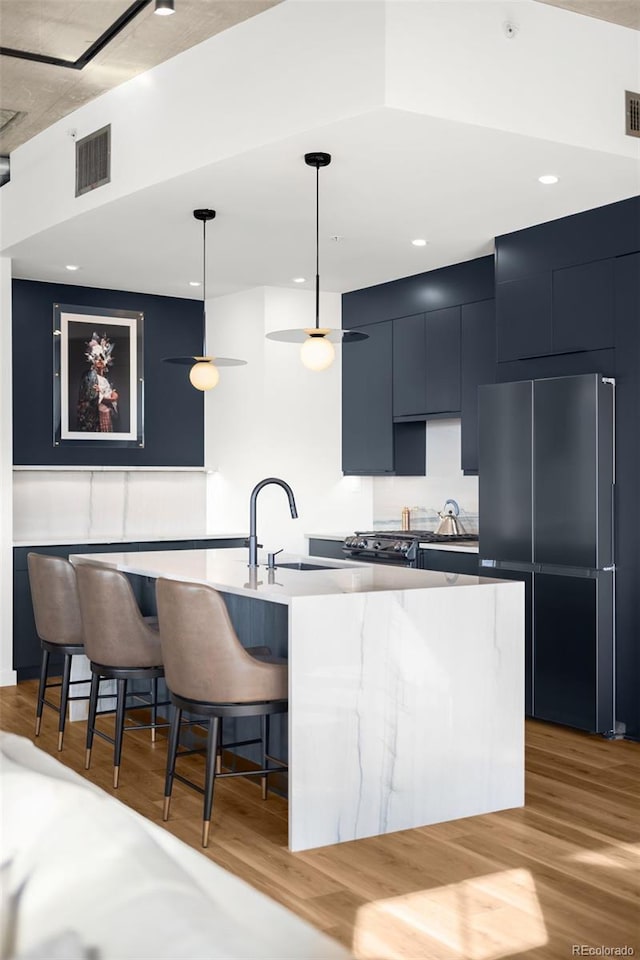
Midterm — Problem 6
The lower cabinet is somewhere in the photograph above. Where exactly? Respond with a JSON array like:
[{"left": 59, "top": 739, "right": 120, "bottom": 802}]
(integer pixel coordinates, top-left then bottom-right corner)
[
  {"left": 13, "top": 538, "right": 245, "bottom": 679},
  {"left": 307, "top": 538, "right": 345, "bottom": 560},
  {"left": 533, "top": 571, "right": 614, "bottom": 735}
]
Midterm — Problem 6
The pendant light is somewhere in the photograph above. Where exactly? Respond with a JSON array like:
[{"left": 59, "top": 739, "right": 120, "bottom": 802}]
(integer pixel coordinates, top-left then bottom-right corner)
[
  {"left": 266, "top": 152, "right": 368, "bottom": 370},
  {"left": 164, "top": 209, "right": 247, "bottom": 390}
]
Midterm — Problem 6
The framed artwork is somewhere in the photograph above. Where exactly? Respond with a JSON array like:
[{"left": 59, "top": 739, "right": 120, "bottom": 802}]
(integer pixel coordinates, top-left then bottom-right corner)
[{"left": 53, "top": 304, "right": 144, "bottom": 448}]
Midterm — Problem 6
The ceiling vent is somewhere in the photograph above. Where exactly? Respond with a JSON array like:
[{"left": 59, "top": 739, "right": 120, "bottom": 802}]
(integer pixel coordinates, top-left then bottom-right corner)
[
  {"left": 75, "top": 124, "right": 111, "bottom": 197},
  {"left": 625, "top": 91, "right": 640, "bottom": 138}
]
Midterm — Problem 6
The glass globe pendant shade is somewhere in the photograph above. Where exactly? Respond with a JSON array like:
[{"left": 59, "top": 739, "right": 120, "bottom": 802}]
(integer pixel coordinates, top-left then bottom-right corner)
[
  {"left": 300, "top": 334, "right": 335, "bottom": 371},
  {"left": 189, "top": 361, "right": 220, "bottom": 391}
]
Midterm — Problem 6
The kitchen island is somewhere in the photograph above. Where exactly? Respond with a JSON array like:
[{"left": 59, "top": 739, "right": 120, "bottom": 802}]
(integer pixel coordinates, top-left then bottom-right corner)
[{"left": 70, "top": 548, "right": 524, "bottom": 852}]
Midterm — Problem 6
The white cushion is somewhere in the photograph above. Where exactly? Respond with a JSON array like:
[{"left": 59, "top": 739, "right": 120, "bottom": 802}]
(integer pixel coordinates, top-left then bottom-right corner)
[{"left": 0, "top": 734, "right": 351, "bottom": 960}]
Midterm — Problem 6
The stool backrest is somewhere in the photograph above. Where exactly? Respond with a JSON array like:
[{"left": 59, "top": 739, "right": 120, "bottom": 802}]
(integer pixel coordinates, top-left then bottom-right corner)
[
  {"left": 75, "top": 562, "right": 159, "bottom": 668},
  {"left": 27, "top": 553, "right": 83, "bottom": 647},
  {"left": 156, "top": 578, "right": 276, "bottom": 703}
]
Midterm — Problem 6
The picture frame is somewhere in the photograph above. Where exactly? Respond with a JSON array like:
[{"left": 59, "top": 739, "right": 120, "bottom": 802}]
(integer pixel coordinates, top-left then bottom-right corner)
[{"left": 53, "top": 303, "right": 144, "bottom": 448}]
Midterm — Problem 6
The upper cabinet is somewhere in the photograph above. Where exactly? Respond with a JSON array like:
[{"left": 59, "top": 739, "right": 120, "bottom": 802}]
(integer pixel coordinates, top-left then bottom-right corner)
[
  {"left": 342, "top": 256, "right": 493, "bottom": 475},
  {"left": 495, "top": 197, "right": 639, "bottom": 364},
  {"left": 342, "top": 319, "right": 426, "bottom": 476},
  {"left": 392, "top": 308, "right": 461, "bottom": 418},
  {"left": 342, "top": 320, "right": 394, "bottom": 475}
]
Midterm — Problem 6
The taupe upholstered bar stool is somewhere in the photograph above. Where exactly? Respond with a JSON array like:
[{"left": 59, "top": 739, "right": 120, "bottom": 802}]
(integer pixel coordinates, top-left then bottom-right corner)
[
  {"left": 28, "top": 552, "right": 88, "bottom": 750},
  {"left": 156, "top": 577, "right": 288, "bottom": 848},
  {"left": 75, "top": 562, "right": 166, "bottom": 788}
]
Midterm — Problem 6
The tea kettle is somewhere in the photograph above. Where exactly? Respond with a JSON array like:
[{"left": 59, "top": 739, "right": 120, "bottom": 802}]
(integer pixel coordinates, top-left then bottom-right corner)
[{"left": 435, "top": 499, "right": 467, "bottom": 537}]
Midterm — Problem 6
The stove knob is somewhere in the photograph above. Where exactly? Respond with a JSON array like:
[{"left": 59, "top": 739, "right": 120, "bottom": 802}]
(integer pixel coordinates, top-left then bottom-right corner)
[
  {"left": 373, "top": 541, "right": 382, "bottom": 550},
  {"left": 357, "top": 539, "right": 367, "bottom": 549},
  {"left": 393, "top": 541, "right": 402, "bottom": 551},
  {"left": 345, "top": 536, "right": 355, "bottom": 547},
  {"left": 399, "top": 542, "right": 409, "bottom": 552}
]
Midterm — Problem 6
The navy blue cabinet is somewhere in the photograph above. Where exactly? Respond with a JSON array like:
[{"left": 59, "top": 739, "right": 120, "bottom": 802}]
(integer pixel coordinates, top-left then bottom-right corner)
[
  {"left": 393, "top": 309, "right": 461, "bottom": 417},
  {"left": 425, "top": 307, "right": 461, "bottom": 414},
  {"left": 496, "top": 274, "right": 552, "bottom": 362},
  {"left": 461, "top": 299, "right": 495, "bottom": 474},
  {"left": 14, "top": 537, "right": 245, "bottom": 678},
  {"left": 552, "top": 258, "right": 615, "bottom": 354},
  {"left": 342, "top": 320, "right": 394, "bottom": 475},
  {"left": 393, "top": 314, "right": 426, "bottom": 417}
]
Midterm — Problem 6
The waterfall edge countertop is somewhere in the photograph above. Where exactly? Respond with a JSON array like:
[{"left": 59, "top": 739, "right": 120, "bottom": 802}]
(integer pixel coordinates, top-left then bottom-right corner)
[
  {"left": 69, "top": 547, "right": 525, "bottom": 853},
  {"left": 71, "top": 547, "right": 496, "bottom": 603}
]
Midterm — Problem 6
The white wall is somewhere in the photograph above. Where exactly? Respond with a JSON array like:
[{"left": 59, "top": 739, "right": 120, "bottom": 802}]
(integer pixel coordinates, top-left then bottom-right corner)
[
  {"left": 205, "top": 286, "right": 373, "bottom": 553},
  {"left": 0, "top": 258, "right": 15, "bottom": 685},
  {"left": 372, "top": 419, "right": 479, "bottom": 532}
]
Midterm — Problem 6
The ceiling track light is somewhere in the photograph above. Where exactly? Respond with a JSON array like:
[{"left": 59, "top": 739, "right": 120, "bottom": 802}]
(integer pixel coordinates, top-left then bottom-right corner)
[
  {"left": 266, "top": 151, "right": 368, "bottom": 371},
  {"left": 154, "top": 0, "right": 175, "bottom": 14},
  {"left": 163, "top": 209, "right": 247, "bottom": 391}
]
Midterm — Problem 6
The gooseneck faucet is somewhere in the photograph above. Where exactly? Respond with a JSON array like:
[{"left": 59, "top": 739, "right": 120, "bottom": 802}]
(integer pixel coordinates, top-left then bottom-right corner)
[{"left": 248, "top": 477, "right": 298, "bottom": 568}]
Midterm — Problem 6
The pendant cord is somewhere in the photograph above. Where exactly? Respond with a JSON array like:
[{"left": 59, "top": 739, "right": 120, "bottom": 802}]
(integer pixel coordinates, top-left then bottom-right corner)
[
  {"left": 202, "top": 217, "right": 207, "bottom": 355},
  {"left": 315, "top": 163, "right": 320, "bottom": 330}
]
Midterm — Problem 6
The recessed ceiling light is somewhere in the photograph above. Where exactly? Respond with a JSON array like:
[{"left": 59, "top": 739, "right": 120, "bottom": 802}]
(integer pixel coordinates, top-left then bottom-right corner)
[
  {"left": 538, "top": 175, "right": 559, "bottom": 185},
  {"left": 189, "top": 280, "right": 201, "bottom": 287},
  {"left": 65, "top": 264, "right": 80, "bottom": 271},
  {"left": 154, "top": 0, "right": 175, "bottom": 14},
  {"left": 411, "top": 238, "right": 427, "bottom": 247},
  {"left": 292, "top": 277, "right": 306, "bottom": 284}
]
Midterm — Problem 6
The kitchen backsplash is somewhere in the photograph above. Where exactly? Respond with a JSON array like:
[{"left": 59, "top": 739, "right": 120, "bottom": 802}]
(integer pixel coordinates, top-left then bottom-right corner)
[{"left": 372, "top": 420, "right": 479, "bottom": 533}]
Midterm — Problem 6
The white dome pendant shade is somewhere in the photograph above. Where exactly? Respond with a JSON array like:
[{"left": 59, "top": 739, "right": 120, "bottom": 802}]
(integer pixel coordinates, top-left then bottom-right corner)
[
  {"left": 163, "top": 209, "right": 247, "bottom": 390},
  {"left": 266, "top": 152, "right": 368, "bottom": 370}
]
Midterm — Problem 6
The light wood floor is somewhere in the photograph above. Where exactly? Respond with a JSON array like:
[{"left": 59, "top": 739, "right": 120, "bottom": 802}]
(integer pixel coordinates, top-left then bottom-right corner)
[{"left": 2, "top": 680, "right": 639, "bottom": 960}]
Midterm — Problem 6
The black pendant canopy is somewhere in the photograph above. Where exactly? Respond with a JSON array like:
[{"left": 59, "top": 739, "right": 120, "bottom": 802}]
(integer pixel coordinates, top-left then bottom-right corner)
[
  {"left": 265, "top": 153, "right": 368, "bottom": 369},
  {"left": 163, "top": 209, "right": 247, "bottom": 389}
]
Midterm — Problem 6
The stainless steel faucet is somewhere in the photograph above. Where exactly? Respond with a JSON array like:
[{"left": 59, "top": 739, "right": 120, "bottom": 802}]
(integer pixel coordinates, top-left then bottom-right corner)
[{"left": 248, "top": 478, "right": 298, "bottom": 568}]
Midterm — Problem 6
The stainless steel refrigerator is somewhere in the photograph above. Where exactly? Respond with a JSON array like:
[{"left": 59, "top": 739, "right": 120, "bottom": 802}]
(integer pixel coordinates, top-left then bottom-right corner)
[{"left": 478, "top": 373, "right": 616, "bottom": 735}]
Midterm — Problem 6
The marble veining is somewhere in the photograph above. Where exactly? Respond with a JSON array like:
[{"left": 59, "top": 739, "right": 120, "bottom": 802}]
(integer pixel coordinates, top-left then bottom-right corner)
[{"left": 68, "top": 548, "right": 524, "bottom": 852}]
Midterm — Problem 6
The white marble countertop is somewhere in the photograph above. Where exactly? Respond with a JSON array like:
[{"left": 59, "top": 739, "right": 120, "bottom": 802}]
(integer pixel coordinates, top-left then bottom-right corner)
[
  {"left": 70, "top": 547, "right": 501, "bottom": 605},
  {"left": 14, "top": 533, "right": 246, "bottom": 548},
  {"left": 419, "top": 541, "right": 480, "bottom": 554}
]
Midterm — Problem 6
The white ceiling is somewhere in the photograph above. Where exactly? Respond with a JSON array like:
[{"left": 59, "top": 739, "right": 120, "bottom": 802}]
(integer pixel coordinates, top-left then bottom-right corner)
[
  {"left": 8, "top": 107, "right": 639, "bottom": 298},
  {"left": 3, "top": 0, "right": 640, "bottom": 301}
]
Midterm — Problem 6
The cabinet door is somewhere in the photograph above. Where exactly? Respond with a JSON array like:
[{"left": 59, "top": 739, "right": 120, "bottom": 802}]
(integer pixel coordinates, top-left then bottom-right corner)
[
  {"left": 533, "top": 572, "right": 613, "bottom": 733},
  {"left": 552, "top": 259, "right": 614, "bottom": 354},
  {"left": 461, "top": 299, "right": 496, "bottom": 473},
  {"left": 496, "top": 274, "right": 553, "bottom": 362},
  {"left": 425, "top": 307, "right": 461, "bottom": 413},
  {"left": 342, "top": 320, "right": 394, "bottom": 474},
  {"left": 393, "top": 314, "right": 426, "bottom": 416}
]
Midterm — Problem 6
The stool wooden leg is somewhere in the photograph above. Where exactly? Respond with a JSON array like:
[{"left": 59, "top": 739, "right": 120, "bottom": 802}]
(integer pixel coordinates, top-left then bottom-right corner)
[
  {"left": 202, "top": 716, "right": 219, "bottom": 848},
  {"left": 113, "top": 678, "right": 127, "bottom": 789},
  {"left": 57, "top": 654, "right": 72, "bottom": 751},
  {"left": 261, "top": 714, "right": 270, "bottom": 801},
  {"left": 151, "top": 677, "right": 158, "bottom": 743},
  {"left": 85, "top": 673, "right": 100, "bottom": 769},
  {"left": 163, "top": 705, "right": 182, "bottom": 822},
  {"left": 35, "top": 648, "right": 50, "bottom": 737}
]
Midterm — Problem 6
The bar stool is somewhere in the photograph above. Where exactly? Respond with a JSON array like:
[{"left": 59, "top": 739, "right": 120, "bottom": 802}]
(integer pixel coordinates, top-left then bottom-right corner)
[
  {"left": 156, "top": 577, "right": 288, "bottom": 847},
  {"left": 75, "top": 562, "right": 166, "bottom": 788},
  {"left": 28, "top": 553, "right": 87, "bottom": 750}
]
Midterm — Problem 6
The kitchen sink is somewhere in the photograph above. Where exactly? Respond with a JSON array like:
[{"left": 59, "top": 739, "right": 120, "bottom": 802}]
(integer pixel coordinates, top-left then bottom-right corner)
[{"left": 276, "top": 562, "right": 340, "bottom": 571}]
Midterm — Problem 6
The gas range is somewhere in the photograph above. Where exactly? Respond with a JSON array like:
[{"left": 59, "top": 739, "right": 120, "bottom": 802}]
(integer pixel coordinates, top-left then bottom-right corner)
[{"left": 343, "top": 530, "right": 479, "bottom": 566}]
